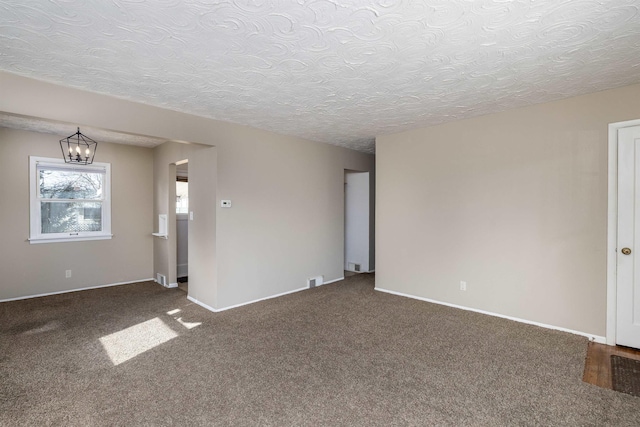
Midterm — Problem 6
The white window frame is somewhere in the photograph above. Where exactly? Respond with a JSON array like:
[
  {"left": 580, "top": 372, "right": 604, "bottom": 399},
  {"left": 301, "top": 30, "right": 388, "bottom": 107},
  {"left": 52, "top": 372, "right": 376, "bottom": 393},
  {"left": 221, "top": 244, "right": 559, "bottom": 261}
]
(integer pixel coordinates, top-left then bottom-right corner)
[{"left": 29, "top": 156, "right": 112, "bottom": 244}]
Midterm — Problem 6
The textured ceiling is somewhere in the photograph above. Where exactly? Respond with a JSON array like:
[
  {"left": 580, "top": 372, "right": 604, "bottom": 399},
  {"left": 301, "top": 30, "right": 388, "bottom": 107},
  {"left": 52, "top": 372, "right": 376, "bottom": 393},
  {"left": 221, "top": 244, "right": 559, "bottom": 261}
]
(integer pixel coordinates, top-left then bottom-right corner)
[{"left": 1, "top": 0, "right": 640, "bottom": 153}]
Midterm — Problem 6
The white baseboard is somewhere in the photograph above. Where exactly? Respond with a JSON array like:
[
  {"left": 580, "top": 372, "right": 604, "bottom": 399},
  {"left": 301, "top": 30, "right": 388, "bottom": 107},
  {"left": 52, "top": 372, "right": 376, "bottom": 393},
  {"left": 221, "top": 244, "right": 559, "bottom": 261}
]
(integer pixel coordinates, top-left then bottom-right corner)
[
  {"left": 153, "top": 279, "right": 178, "bottom": 289},
  {"left": 216, "top": 287, "right": 310, "bottom": 313},
  {"left": 187, "top": 295, "right": 217, "bottom": 312},
  {"left": 374, "top": 287, "right": 606, "bottom": 344},
  {"left": 0, "top": 278, "right": 155, "bottom": 303},
  {"left": 321, "top": 277, "right": 344, "bottom": 286},
  {"left": 208, "top": 276, "right": 348, "bottom": 312},
  {"left": 187, "top": 274, "right": 349, "bottom": 313},
  {"left": 177, "top": 264, "right": 188, "bottom": 278}
]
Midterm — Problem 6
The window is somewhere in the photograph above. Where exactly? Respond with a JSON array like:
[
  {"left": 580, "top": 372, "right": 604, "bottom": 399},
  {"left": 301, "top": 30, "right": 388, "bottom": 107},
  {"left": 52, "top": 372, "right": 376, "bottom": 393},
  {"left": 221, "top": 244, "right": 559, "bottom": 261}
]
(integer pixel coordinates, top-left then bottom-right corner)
[
  {"left": 176, "top": 180, "right": 188, "bottom": 214},
  {"left": 29, "top": 157, "right": 112, "bottom": 243}
]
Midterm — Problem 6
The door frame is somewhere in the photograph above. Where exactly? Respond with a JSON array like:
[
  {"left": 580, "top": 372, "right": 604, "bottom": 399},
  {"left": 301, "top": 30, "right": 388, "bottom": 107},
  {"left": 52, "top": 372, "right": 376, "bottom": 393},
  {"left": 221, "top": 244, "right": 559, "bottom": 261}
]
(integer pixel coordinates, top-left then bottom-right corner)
[{"left": 606, "top": 118, "right": 640, "bottom": 345}]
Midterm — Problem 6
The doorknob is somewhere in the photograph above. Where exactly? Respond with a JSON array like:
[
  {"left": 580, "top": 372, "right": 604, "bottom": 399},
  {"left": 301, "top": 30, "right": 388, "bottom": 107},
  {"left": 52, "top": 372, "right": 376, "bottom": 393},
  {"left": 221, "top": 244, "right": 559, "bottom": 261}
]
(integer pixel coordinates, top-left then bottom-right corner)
[{"left": 622, "top": 247, "right": 632, "bottom": 255}]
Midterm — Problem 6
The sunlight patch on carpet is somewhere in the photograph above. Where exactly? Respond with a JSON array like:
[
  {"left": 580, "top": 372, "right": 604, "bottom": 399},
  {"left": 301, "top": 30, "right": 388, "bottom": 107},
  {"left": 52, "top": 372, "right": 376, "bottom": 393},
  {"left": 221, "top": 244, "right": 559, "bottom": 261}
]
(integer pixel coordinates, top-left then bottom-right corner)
[
  {"left": 99, "top": 317, "right": 178, "bottom": 366},
  {"left": 175, "top": 317, "right": 201, "bottom": 330},
  {"left": 166, "top": 308, "right": 202, "bottom": 330}
]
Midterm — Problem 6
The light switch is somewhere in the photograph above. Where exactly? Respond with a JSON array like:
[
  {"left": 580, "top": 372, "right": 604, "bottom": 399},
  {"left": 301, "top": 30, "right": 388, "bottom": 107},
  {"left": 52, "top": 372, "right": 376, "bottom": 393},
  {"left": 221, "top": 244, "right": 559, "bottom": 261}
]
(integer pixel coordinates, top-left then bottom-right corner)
[
  {"left": 189, "top": 211, "right": 194, "bottom": 220},
  {"left": 221, "top": 200, "right": 232, "bottom": 208}
]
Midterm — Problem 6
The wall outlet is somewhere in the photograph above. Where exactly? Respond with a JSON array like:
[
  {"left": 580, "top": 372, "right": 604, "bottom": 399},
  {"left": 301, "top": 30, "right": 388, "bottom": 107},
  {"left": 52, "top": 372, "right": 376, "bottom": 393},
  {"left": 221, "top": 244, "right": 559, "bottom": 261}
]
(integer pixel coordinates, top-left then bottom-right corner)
[
  {"left": 460, "top": 281, "right": 467, "bottom": 291},
  {"left": 65, "top": 270, "right": 72, "bottom": 278}
]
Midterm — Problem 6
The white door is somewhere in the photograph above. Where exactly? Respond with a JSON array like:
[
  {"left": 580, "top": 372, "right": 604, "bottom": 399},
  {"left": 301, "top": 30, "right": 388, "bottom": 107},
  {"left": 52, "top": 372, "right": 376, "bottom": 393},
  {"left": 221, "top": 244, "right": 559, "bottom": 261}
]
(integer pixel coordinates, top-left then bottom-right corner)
[
  {"left": 344, "top": 171, "right": 370, "bottom": 273},
  {"left": 617, "top": 125, "right": 640, "bottom": 348}
]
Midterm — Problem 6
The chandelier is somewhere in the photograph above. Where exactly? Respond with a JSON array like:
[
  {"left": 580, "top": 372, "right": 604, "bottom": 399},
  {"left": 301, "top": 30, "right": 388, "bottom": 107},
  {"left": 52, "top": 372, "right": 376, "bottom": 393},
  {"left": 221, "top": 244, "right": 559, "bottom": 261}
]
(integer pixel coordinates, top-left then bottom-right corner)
[{"left": 60, "top": 127, "right": 98, "bottom": 165}]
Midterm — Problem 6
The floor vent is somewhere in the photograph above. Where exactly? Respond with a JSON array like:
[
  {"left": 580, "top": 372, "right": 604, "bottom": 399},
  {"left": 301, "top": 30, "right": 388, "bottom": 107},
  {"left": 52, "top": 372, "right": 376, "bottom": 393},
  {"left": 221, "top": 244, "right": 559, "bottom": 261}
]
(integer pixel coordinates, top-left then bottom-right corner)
[
  {"left": 308, "top": 276, "right": 323, "bottom": 288},
  {"left": 156, "top": 273, "right": 167, "bottom": 287}
]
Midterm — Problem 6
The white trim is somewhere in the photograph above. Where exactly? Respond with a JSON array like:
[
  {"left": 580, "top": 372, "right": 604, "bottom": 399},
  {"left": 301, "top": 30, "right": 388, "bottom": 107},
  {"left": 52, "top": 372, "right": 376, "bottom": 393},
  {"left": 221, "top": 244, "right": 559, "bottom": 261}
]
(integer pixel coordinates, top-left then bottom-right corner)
[
  {"left": 186, "top": 276, "right": 346, "bottom": 313},
  {"left": 29, "top": 234, "right": 113, "bottom": 244},
  {"left": 187, "top": 295, "right": 217, "bottom": 312},
  {"left": 153, "top": 278, "right": 178, "bottom": 289},
  {"left": 0, "top": 278, "right": 154, "bottom": 303},
  {"left": 375, "top": 287, "right": 606, "bottom": 344},
  {"left": 29, "top": 156, "right": 112, "bottom": 244},
  {"left": 213, "top": 287, "right": 309, "bottom": 312},
  {"left": 200, "top": 277, "right": 348, "bottom": 313},
  {"left": 189, "top": 287, "right": 309, "bottom": 313},
  {"left": 322, "top": 277, "right": 344, "bottom": 286},
  {"left": 607, "top": 119, "right": 640, "bottom": 346},
  {"left": 177, "top": 264, "right": 188, "bottom": 278}
]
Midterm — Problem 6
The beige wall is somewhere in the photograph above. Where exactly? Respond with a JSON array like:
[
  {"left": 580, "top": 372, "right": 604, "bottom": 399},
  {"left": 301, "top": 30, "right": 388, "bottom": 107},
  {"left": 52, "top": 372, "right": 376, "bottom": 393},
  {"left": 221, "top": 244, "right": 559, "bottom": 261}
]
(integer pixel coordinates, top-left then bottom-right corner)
[
  {"left": 0, "top": 127, "right": 153, "bottom": 300},
  {"left": 214, "top": 132, "right": 374, "bottom": 308},
  {"left": 376, "top": 83, "right": 640, "bottom": 337},
  {"left": 153, "top": 141, "right": 217, "bottom": 308},
  {"left": 0, "top": 72, "right": 374, "bottom": 309}
]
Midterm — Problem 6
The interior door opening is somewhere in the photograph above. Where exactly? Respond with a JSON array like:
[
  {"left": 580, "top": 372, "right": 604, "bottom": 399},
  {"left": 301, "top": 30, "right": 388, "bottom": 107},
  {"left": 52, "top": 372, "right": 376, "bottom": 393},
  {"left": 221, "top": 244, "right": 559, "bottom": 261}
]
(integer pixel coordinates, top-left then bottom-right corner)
[
  {"left": 176, "top": 160, "right": 189, "bottom": 294},
  {"left": 344, "top": 170, "right": 372, "bottom": 276}
]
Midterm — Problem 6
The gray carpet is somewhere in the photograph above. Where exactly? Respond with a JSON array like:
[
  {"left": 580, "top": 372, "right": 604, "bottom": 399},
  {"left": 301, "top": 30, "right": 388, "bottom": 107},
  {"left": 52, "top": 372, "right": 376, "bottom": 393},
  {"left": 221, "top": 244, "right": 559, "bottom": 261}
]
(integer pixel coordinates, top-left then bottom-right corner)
[{"left": 1, "top": 273, "right": 638, "bottom": 426}]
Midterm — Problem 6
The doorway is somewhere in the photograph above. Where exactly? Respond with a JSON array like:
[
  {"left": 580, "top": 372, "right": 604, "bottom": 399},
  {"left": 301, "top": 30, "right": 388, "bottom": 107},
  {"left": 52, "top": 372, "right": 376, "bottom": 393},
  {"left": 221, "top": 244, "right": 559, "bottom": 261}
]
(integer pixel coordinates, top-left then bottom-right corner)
[
  {"left": 344, "top": 170, "right": 372, "bottom": 275},
  {"left": 608, "top": 119, "right": 640, "bottom": 349},
  {"left": 176, "top": 160, "right": 189, "bottom": 293}
]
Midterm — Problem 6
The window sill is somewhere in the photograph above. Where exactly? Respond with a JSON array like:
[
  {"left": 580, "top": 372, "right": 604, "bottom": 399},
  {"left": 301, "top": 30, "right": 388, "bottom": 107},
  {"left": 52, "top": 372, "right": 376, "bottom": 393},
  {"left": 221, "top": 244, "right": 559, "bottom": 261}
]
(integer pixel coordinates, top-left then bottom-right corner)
[{"left": 28, "top": 234, "right": 113, "bottom": 244}]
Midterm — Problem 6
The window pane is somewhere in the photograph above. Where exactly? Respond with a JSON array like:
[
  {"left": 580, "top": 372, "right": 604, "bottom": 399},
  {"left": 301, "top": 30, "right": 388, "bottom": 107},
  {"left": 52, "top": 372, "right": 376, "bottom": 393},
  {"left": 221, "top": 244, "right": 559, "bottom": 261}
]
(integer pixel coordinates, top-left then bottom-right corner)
[
  {"left": 176, "top": 181, "right": 188, "bottom": 214},
  {"left": 39, "top": 169, "right": 103, "bottom": 200},
  {"left": 41, "top": 201, "right": 102, "bottom": 234}
]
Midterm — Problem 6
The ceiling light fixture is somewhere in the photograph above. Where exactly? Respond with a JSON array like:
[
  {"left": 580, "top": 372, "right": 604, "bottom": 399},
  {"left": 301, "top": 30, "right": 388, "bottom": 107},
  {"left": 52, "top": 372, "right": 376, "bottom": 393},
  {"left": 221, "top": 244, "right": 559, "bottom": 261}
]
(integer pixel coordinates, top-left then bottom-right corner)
[{"left": 60, "top": 127, "right": 98, "bottom": 165}]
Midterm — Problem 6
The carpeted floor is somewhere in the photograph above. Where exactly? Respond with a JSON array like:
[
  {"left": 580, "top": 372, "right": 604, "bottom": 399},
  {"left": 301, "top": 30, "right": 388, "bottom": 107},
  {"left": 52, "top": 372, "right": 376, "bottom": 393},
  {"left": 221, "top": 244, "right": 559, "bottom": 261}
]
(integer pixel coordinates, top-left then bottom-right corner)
[{"left": 1, "top": 273, "right": 638, "bottom": 426}]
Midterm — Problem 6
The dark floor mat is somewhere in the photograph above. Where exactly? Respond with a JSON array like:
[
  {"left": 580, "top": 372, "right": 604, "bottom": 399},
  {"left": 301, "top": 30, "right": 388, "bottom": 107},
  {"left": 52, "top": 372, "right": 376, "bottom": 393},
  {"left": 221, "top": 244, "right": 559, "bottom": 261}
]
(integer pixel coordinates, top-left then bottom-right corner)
[{"left": 611, "top": 355, "right": 640, "bottom": 397}]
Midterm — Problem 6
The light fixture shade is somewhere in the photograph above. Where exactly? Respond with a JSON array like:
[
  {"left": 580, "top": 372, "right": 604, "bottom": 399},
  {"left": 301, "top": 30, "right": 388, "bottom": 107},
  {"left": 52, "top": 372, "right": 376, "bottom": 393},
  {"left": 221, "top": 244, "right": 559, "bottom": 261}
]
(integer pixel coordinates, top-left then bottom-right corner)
[{"left": 60, "top": 127, "right": 98, "bottom": 165}]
